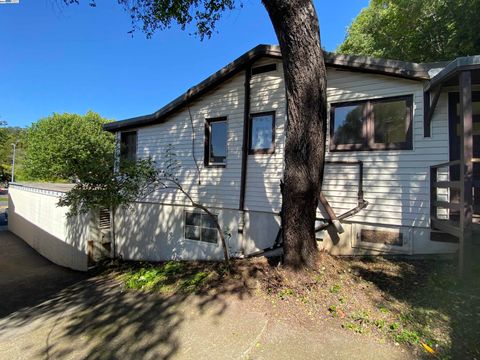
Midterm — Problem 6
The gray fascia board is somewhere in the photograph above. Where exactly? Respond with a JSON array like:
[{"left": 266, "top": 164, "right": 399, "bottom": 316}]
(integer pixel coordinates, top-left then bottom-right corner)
[
  {"left": 324, "top": 52, "right": 430, "bottom": 80},
  {"left": 425, "top": 56, "right": 480, "bottom": 91},
  {"left": 104, "top": 45, "right": 281, "bottom": 132}
]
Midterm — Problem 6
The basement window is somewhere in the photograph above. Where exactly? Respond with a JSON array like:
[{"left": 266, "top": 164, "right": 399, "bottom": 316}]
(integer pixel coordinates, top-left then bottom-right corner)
[
  {"left": 205, "top": 117, "right": 227, "bottom": 166},
  {"left": 249, "top": 112, "right": 275, "bottom": 154},
  {"left": 184, "top": 211, "right": 218, "bottom": 244},
  {"left": 330, "top": 95, "right": 413, "bottom": 151}
]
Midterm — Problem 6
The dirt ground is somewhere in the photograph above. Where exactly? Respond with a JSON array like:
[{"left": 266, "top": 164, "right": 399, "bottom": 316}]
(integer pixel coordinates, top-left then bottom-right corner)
[{"left": 1, "top": 231, "right": 415, "bottom": 360}]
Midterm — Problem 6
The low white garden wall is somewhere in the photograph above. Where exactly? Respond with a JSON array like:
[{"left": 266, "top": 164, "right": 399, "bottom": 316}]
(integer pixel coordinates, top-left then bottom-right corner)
[{"left": 8, "top": 183, "right": 90, "bottom": 271}]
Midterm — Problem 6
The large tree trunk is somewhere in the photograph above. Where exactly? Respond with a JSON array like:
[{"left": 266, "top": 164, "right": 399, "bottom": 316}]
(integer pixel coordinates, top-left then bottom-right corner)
[{"left": 262, "top": 0, "right": 327, "bottom": 268}]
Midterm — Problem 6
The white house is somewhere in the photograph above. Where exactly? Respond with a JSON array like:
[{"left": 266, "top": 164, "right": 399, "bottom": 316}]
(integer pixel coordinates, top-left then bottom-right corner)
[
  {"left": 10, "top": 44, "right": 478, "bottom": 270},
  {"left": 100, "top": 44, "right": 480, "bottom": 262}
]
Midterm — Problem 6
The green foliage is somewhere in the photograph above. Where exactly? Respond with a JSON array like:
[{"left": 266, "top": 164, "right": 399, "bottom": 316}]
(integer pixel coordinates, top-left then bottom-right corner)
[
  {"left": 0, "top": 122, "right": 26, "bottom": 183},
  {"left": 329, "top": 284, "right": 341, "bottom": 294},
  {"left": 122, "top": 262, "right": 211, "bottom": 294},
  {"left": 58, "top": 157, "right": 160, "bottom": 216},
  {"left": 338, "top": 0, "right": 480, "bottom": 62},
  {"left": 65, "top": 0, "right": 236, "bottom": 39},
  {"left": 24, "top": 111, "right": 114, "bottom": 182},
  {"left": 277, "top": 288, "right": 294, "bottom": 299}
]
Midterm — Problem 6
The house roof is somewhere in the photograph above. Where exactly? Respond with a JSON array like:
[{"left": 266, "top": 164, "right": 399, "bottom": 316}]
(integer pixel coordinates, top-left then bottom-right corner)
[
  {"left": 424, "top": 56, "right": 480, "bottom": 91},
  {"left": 104, "top": 44, "right": 436, "bottom": 132}
]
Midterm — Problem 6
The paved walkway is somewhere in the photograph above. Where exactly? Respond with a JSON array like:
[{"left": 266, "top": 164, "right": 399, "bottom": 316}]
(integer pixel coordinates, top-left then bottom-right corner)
[{"left": 0, "top": 231, "right": 415, "bottom": 360}]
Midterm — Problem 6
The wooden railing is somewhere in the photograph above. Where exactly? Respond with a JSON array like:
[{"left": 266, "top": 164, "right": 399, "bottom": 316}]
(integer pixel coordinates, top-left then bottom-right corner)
[{"left": 430, "top": 160, "right": 463, "bottom": 238}]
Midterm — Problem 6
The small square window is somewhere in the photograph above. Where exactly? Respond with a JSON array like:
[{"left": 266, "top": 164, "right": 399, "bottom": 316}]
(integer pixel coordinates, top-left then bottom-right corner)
[
  {"left": 249, "top": 112, "right": 275, "bottom": 154},
  {"left": 205, "top": 118, "right": 227, "bottom": 166},
  {"left": 184, "top": 211, "right": 218, "bottom": 244}
]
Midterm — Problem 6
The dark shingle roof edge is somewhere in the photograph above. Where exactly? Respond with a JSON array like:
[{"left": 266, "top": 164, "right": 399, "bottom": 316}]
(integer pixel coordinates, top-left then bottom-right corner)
[
  {"left": 104, "top": 44, "right": 432, "bottom": 132},
  {"left": 424, "top": 55, "right": 480, "bottom": 91}
]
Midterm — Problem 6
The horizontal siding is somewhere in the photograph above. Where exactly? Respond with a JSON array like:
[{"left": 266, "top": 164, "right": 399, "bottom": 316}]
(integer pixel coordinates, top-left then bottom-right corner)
[
  {"left": 322, "top": 70, "right": 450, "bottom": 227},
  {"left": 128, "top": 59, "right": 451, "bottom": 229},
  {"left": 137, "top": 72, "right": 245, "bottom": 209},
  {"left": 245, "top": 58, "right": 286, "bottom": 212}
]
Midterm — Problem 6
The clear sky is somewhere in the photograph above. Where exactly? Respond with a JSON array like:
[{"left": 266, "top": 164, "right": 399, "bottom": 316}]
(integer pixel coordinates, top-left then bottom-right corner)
[{"left": 0, "top": 0, "right": 368, "bottom": 128}]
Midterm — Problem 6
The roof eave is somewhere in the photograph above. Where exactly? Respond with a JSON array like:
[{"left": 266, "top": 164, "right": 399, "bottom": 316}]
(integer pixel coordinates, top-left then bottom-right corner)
[
  {"left": 104, "top": 44, "right": 281, "bottom": 132},
  {"left": 105, "top": 46, "right": 431, "bottom": 132},
  {"left": 425, "top": 56, "right": 480, "bottom": 91}
]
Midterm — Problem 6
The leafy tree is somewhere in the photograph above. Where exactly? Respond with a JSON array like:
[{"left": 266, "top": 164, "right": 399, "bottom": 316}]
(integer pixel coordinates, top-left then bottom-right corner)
[
  {"left": 59, "top": 145, "right": 231, "bottom": 265},
  {"left": 64, "top": 0, "right": 328, "bottom": 269},
  {"left": 338, "top": 0, "right": 480, "bottom": 62},
  {"left": 24, "top": 111, "right": 115, "bottom": 181},
  {"left": 0, "top": 122, "right": 26, "bottom": 184}
]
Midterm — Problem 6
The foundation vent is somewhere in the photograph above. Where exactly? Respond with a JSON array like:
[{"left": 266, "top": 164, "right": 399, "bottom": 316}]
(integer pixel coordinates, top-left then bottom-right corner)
[
  {"left": 99, "top": 208, "right": 111, "bottom": 230},
  {"left": 360, "top": 229, "right": 403, "bottom": 247}
]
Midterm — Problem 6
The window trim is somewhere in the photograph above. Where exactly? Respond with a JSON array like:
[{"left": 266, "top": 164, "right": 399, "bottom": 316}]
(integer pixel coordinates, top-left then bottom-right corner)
[
  {"left": 248, "top": 111, "right": 276, "bottom": 155},
  {"left": 120, "top": 130, "right": 137, "bottom": 165},
  {"left": 204, "top": 117, "right": 227, "bottom": 168},
  {"left": 329, "top": 95, "right": 413, "bottom": 152},
  {"left": 183, "top": 210, "right": 219, "bottom": 245}
]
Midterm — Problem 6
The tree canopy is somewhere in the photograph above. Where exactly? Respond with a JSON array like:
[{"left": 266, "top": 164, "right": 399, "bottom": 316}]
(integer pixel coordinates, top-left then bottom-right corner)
[
  {"left": 24, "top": 111, "right": 115, "bottom": 181},
  {"left": 0, "top": 122, "right": 26, "bottom": 183},
  {"left": 337, "top": 0, "right": 480, "bottom": 62}
]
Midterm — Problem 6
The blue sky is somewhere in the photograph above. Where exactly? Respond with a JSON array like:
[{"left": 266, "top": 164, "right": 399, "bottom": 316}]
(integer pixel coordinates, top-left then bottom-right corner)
[{"left": 0, "top": 0, "right": 368, "bottom": 127}]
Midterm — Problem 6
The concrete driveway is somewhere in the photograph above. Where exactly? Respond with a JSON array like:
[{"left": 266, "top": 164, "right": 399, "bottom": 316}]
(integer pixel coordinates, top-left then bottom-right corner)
[
  {"left": 0, "top": 231, "right": 88, "bottom": 318},
  {"left": 0, "top": 231, "right": 415, "bottom": 360}
]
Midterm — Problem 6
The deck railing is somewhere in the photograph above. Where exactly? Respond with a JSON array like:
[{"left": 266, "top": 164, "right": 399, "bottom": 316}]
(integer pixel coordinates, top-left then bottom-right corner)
[
  {"left": 430, "top": 160, "right": 463, "bottom": 237},
  {"left": 430, "top": 158, "right": 480, "bottom": 235}
]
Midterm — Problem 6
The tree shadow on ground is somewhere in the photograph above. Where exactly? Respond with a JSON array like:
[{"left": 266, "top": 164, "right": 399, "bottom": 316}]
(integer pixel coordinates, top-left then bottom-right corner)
[
  {"left": 350, "top": 254, "right": 480, "bottom": 359},
  {"left": 0, "top": 261, "right": 264, "bottom": 360}
]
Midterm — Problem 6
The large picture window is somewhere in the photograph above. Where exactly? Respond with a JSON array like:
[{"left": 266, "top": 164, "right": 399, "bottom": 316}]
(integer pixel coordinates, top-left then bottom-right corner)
[
  {"left": 330, "top": 95, "right": 413, "bottom": 151},
  {"left": 205, "top": 117, "right": 227, "bottom": 166},
  {"left": 184, "top": 211, "right": 218, "bottom": 244},
  {"left": 249, "top": 112, "right": 275, "bottom": 154}
]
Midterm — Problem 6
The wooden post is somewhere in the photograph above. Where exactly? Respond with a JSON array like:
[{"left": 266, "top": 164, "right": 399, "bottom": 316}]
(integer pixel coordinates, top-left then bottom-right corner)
[
  {"left": 459, "top": 71, "right": 473, "bottom": 276},
  {"left": 430, "top": 166, "right": 437, "bottom": 225}
]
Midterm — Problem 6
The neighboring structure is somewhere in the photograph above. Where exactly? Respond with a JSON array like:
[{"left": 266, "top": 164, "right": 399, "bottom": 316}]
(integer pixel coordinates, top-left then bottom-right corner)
[{"left": 103, "top": 44, "right": 480, "bottom": 262}]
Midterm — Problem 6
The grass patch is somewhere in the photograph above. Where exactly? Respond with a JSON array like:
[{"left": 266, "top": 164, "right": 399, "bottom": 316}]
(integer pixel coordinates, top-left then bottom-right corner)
[{"left": 120, "top": 261, "right": 215, "bottom": 294}]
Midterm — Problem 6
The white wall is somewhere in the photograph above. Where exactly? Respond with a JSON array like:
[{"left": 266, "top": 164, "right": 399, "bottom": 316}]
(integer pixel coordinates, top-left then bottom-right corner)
[
  {"left": 136, "top": 71, "right": 245, "bottom": 210},
  {"left": 322, "top": 69, "right": 450, "bottom": 229},
  {"left": 8, "top": 184, "right": 90, "bottom": 271},
  {"left": 116, "top": 57, "right": 458, "bottom": 256},
  {"left": 115, "top": 203, "right": 241, "bottom": 261}
]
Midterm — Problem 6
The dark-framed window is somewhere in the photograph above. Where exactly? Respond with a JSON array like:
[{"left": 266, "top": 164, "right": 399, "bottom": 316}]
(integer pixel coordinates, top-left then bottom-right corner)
[
  {"left": 120, "top": 131, "right": 137, "bottom": 165},
  {"left": 184, "top": 210, "right": 218, "bottom": 244},
  {"left": 249, "top": 111, "right": 275, "bottom": 154},
  {"left": 330, "top": 95, "right": 413, "bottom": 151},
  {"left": 204, "top": 117, "right": 227, "bottom": 167}
]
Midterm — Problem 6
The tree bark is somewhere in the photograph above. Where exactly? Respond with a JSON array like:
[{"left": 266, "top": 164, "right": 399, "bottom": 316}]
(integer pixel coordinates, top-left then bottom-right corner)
[{"left": 262, "top": 0, "right": 327, "bottom": 269}]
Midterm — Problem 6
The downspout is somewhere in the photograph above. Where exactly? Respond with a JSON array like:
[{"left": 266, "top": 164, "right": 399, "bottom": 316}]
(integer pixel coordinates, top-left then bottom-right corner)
[
  {"left": 111, "top": 205, "right": 116, "bottom": 260},
  {"left": 238, "top": 65, "right": 252, "bottom": 253}
]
